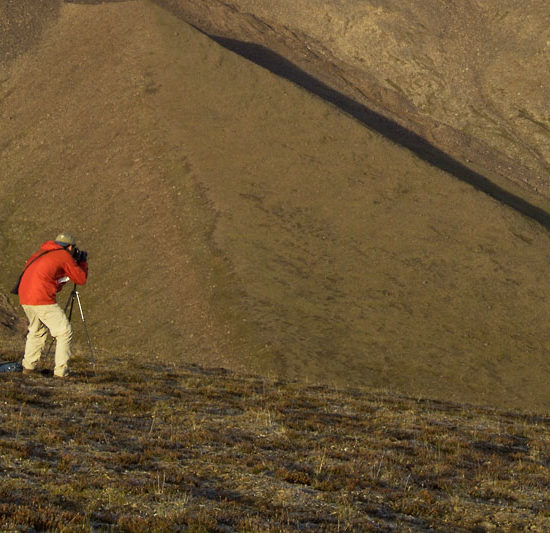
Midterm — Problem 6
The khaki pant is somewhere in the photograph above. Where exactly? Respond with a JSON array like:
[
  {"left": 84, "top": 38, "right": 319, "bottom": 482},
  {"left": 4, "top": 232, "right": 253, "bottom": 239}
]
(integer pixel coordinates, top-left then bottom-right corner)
[{"left": 22, "top": 304, "right": 73, "bottom": 377}]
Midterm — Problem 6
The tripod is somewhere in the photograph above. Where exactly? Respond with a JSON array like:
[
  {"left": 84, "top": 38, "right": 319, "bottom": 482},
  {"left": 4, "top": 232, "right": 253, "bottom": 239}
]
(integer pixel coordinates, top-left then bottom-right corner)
[{"left": 46, "top": 284, "right": 96, "bottom": 367}]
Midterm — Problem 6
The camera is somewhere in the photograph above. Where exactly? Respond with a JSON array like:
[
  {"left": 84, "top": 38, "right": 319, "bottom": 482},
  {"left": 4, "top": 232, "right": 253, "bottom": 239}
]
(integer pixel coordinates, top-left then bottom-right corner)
[{"left": 72, "top": 247, "right": 88, "bottom": 263}]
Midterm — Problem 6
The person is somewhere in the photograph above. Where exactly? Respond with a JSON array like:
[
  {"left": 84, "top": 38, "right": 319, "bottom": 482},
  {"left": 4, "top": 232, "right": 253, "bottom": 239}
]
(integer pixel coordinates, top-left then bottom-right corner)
[{"left": 17, "top": 232, "right": 88, "bottom": 377}]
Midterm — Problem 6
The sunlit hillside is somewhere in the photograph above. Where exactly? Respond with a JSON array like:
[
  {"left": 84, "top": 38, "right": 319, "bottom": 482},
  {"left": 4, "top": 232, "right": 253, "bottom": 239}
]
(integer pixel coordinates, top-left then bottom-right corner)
[{"left": 1, "top": 1, "right": 550, "bottom": 412}]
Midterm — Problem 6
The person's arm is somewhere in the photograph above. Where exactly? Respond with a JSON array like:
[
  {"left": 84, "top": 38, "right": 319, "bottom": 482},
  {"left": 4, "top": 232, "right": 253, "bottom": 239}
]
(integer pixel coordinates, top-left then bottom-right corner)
[{"left": 64, "top": 258, "right": 88, "bottom": 286}]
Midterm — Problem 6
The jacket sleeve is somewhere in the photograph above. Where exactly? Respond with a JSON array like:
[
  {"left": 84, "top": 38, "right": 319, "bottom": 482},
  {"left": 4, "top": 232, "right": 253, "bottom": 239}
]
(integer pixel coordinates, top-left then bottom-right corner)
[{"left": 64, "top": 258, "right": 88, "bottom": 286}]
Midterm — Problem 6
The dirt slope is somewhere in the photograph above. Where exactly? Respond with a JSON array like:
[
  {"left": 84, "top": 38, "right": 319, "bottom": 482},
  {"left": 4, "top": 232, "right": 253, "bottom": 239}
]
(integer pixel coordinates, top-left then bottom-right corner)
[{"left": 2, "top": 1, "right": 550, "bottom": 412}]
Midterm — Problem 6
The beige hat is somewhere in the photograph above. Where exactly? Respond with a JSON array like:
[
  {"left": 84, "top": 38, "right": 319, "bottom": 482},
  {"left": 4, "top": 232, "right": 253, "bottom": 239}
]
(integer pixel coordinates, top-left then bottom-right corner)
[{"left": 55, "top": 232, "right": 76, "bottom": 246}]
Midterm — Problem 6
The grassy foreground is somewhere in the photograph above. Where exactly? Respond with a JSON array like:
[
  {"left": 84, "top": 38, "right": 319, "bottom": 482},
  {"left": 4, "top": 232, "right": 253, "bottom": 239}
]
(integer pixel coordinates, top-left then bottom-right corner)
[{"left": 1, "top": 356, "right": 550, "bottom": 532}]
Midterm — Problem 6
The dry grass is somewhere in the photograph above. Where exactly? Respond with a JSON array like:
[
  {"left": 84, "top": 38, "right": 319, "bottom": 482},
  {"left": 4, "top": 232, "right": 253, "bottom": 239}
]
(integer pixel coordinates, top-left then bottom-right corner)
[{"left": 1, "top": 355, "right": 550, "bottom": 532}]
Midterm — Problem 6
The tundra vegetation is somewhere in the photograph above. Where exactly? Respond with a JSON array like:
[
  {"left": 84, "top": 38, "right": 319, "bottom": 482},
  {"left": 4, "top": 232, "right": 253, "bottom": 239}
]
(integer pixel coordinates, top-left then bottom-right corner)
[{"left": 1, "top": 355, "right": 550, "bottom": 531}]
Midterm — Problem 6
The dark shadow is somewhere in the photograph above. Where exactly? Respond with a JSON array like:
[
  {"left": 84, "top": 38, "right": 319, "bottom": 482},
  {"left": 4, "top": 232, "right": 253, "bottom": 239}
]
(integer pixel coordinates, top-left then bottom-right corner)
[
  {"left": 64, "top": 0, "right": 133, "bottom": 4},
  {"left": 203, "top": 35, "right": 550, "bottom": 229},
  {"left": 0, "top": 0, "right": 61, "bottom": 69}
]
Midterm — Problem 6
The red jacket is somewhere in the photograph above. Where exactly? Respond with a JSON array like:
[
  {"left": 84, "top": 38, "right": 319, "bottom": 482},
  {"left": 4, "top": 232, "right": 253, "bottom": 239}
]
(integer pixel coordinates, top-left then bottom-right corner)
[{"left": 18, "top": 241, "right": 88, "bottom": 305}]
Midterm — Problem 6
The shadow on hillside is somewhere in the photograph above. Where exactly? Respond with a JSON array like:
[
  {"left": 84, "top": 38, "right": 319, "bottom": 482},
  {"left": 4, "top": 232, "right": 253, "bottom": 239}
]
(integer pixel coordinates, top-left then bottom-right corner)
[
  {"left": 204, "top": 35, "right": 550, "bottom": 229},
  {"left": 64, "top": 0, "right": 133, "bottom": 4}
]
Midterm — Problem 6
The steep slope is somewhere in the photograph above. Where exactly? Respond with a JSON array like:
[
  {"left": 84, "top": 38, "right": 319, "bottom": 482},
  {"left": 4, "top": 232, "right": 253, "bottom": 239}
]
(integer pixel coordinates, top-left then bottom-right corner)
[
  {"left": 2, "top": 1, "right": 550, "bottom": 411},
  {"left": 0, "top": 1, "right": 239, "bottom": 371},
  {"left": 156, "top": 0, "right": 550, "bottom": 201}
]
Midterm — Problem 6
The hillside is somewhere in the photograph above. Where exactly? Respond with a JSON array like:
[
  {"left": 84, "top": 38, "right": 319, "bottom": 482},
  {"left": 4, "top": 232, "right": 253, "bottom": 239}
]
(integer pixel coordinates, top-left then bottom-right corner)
[
  {"left": 156, "top": 0, "right": 550, "bottom": 202},
  {"left": 1, "top": 0, "right": 550, "bottom": 413},
  {"left": 2, "top": 2, "right": 550, "bottom": 530},
  {"left": 1, "top": 359, "right": 550, "bottom": 531}
]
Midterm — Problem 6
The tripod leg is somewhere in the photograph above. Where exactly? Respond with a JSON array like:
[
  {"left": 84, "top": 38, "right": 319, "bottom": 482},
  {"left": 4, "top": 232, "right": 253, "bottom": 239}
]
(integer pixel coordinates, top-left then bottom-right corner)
[
  {"left": 66, "top": 290, "right": 76, "bottom": 322},
  {"left": 74, "top": 291, "right": 96, "bottom": 367}
]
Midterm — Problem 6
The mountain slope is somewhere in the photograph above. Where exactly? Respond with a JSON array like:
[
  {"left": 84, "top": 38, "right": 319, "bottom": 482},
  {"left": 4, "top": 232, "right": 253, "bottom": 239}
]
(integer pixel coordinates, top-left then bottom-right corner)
[
  {"left": 155, "top": 0, "right": 550, "bottom": 201},
  {"left": 2, "top": 1, "right": 550, "bottom": 411}
]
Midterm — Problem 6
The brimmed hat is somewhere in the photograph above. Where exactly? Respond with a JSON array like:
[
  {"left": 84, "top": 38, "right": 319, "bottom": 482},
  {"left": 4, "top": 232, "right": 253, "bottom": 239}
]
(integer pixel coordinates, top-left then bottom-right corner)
[{"left": 55, "top": 232, "right": 76, "bottom": 247}]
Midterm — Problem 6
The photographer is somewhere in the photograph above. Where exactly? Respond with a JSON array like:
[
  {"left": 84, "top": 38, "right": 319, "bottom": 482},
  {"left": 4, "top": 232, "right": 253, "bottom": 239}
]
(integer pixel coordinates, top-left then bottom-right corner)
[{"left": 16, "top": 232, "right": 88, "bottom": 378}]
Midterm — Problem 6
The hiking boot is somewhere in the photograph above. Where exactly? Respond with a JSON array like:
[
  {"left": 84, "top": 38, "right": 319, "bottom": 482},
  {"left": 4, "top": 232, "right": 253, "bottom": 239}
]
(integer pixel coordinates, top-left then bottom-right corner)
[{"left": 23, "top": 368, "right": 53, "bottom": 377}]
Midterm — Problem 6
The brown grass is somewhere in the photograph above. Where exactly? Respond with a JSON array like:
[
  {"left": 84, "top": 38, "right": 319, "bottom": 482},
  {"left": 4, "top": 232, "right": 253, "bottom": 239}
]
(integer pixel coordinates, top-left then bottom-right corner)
[{"left": 1, "top": 354, "right": 550, "bottom": 532}]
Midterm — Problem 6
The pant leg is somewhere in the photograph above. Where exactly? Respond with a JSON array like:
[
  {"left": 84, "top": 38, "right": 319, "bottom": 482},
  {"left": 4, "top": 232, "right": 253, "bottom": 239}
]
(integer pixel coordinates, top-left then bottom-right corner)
[
  {"left": 23, "top": 304, "right": 73, "bottom": 376},
  {"left": 22, "top": 305, "right": 49, "bottom": 370},
  {"left": 38, "top": 304, "right": 73, "bottom": 377}
]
